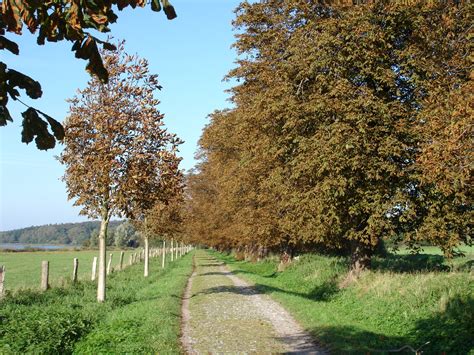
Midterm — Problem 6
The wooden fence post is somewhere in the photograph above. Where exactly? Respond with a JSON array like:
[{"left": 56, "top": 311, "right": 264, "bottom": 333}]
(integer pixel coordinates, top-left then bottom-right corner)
[
  {"left": 119, "top": 251, "right": 124, "bottom": 271},
  {"left": 73, "top": 258, "right": 79, "bottom": 283},
  {"left": 0, "top": 265, "right": 5, "bottom": 298},
  {"left": 175, "top": 242, "right": 179, "bottom": 260},
  {"left": 162, "top": 241, "right": 166, "bottom": 268},
  {"left": 41, "top": 261, "right": 49, "bottom": 291},
  {"left": 107, "top": 254, "right": 113, "bottom": 275},
  {"left": 171, "top": 239, "right": 174, "bottom": 262},
  {"left": 91, "top": 257, "right": 97, "bottom": 281}
]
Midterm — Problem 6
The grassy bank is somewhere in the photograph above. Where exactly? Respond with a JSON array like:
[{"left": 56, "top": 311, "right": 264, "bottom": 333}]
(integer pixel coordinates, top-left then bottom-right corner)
[
  {"left": 213, "top": 250, "right": 473, "bottom": 354},
  {"left": 0, "top": 249, "right": 138, "bottom": 290},
  {"left": 0, "top": 252, "right": 193, "bottom": 354}
]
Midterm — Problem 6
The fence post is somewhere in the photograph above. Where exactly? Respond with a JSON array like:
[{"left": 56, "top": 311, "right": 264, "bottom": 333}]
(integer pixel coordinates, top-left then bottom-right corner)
[
  {"left": 171, "top": 239, "right": 174, "bottom": 262},
  {"left": 107, "top": 254, "right": 113, "bottom": 275},
  {"left": 119, "top": 251, "right": 124, "bottom": 271},
  {"left": 162, "top": 241, "right": 166, "bottom": 268},
  {"left": 175, "top": 242, "right": 179, "bottom": 260},
  {"left": 73, "top": 258, "right": 79, "bottom": 283},
  {"left": 41, "top": 261, "right": 49, "bottom": 291},
  {"left": 0, "top": 265, "right": 5, "bottom": 298},
  {"left": 91, "top": 257, "right": 97, "bottom": 281}
]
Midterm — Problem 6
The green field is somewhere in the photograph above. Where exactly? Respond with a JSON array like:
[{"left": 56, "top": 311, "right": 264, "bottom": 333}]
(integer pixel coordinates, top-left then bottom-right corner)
[
  {"left": 394, "top": 244, "right": 474, "bottom": 256},
  {"left": 213, "top": 249, "right": 474, "bottom": 354},
  {"left": 0, "top": 251, "right": 193, "bottom": 353},
  {"left": 0, "top": 249, "right": 143, "bottom": 291}
]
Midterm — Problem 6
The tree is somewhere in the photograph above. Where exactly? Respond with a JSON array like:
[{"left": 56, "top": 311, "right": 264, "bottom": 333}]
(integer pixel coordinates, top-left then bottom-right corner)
[
  {"left": 1, "top": 0, "right": 177, "bottom": 149},
  {"left": 128, "top": 159, "right": 183, "bottom": 277},
  {"left": 145, "top": 191, "right": 185, "bottom": 245},
  {"left": 60, "top": 41, "right": 182, "bottom": 302},
  {"left": 114, "top": 221, "right": 138, "bottom": 248},
  {"left": 184, "top": 0, "right": 472, "bottom": 275}
]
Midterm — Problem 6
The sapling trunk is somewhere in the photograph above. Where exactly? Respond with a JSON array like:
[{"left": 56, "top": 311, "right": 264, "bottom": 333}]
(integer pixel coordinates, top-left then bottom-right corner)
[{"left": 97, "top": 211, "right": 109, "bottom": 302}]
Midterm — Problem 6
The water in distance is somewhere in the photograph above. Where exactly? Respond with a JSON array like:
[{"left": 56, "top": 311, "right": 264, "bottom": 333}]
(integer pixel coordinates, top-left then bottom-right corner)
[{"left": 0, "top": 243, "right": 69, "bottom": 251}]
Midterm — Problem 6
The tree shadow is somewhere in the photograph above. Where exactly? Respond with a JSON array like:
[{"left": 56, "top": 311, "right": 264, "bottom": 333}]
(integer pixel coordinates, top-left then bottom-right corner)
[
  {"left": 192, "top": 280, "right": 340, "bottom": 302},
  {"left": 456, "top": 259, "right": 474, "bottom": 272},
  {"left": 230, "top": 268, "right": 278, "bottom": 278},
  {"left": 199, "top": 262, "right": 224, "bottom": 267},
  {"left": 304, "top": 295, "right": 474, "bottom": 354},
  {"left": 411, "top": 294, "right": 474, "bottom": 354},
  {"left": 372, "top": 254, "right": 450, "bottom": 273},
  {"left": 199, "top": 271, "right": 231, "bottom": 276},
  {"left": 191, "top": 285, "right": 259, "bottom": 298},
  {"left": 306, "top": 325, "right": 411, "bottom": 354}
]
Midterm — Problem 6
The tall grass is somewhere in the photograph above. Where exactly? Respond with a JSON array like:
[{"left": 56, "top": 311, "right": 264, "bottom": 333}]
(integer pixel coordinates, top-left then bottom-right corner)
[{"left": 213, "top": 251, "right": 474, "bottom": 353}]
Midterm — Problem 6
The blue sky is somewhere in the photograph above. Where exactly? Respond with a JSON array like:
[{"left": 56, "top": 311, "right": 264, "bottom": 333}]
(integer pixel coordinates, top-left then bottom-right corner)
[{"left": 0, "top": 0, "right": 242, "bottom": 231}]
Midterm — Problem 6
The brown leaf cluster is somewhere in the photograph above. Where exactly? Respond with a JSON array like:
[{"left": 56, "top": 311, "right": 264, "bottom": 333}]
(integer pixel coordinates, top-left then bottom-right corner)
[
  {"left": 184, "top": 1, "right": 472, "bottom": 266},
  {"left": 60, "top": 40, "right": 182, "bottom": 224}
]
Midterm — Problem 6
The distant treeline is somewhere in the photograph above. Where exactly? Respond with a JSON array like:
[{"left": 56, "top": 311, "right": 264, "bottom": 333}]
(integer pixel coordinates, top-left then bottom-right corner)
[{"left": 0, "top": 221, "right": 135, "bottom": 247}]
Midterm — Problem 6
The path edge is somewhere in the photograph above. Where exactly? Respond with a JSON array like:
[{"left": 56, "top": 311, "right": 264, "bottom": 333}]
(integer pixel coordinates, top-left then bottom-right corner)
[{"left": 180, "top": 254, "right": 196, "bottom": 354}]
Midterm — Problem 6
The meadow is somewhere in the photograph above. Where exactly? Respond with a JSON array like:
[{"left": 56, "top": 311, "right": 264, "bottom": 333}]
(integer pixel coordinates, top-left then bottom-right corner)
[
  {"left": 0, "top": 251, "right": 193, "bottom": 353},
  {"left": 0, "top": 249, "right": 138, "bottom": 291},
  {"left": 213, "top": 247, "right": 474, "bottom": 354}
]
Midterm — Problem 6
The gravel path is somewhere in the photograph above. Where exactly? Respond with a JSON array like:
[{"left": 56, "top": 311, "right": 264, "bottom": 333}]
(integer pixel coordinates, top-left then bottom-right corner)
[{"left": 181, "top": 250, "right": 325, "bottom": 354}]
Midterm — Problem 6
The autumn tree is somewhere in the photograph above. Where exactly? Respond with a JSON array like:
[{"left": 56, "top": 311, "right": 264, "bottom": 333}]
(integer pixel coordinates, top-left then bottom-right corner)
[
  {"left": 1, "top": 0, "right": 176, "bottom": 149},
  {"left": 130, "top": 158, "right": 183, "bottom": 277},
  {"left": 60, "top": 41, "right": 181, "bottom": 302},
  {"left": 185, "top": 0, "right": 472, "bottom": 274},
  {"left": 144, "top": 189, "right": 185, "bottom": 248}
]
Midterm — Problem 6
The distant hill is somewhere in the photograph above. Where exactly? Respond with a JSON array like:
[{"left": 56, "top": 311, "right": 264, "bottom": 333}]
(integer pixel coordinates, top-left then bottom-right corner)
[{"left": 0, "top": 221, "right": 122, "bottom": 246}]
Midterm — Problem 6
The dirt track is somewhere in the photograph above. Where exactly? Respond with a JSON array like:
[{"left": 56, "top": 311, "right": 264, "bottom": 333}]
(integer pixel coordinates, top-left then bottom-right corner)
[{"left": 181, "top": 250, "right": 325, "bottom": 354}]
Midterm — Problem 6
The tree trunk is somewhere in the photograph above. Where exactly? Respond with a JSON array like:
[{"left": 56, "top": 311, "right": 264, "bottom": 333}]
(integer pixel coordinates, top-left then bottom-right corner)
[
  {"left": 97, "top": 210, "right": 110, "bottom": 303},
  {"left": 144, "top": 236, "right": 149, "bottom": 277},
  {"left": 350, "top": 240, "right": 372, "bottom": 273},
  {"left": 340, "top": 240, "right": 373, "bottom": 288}
]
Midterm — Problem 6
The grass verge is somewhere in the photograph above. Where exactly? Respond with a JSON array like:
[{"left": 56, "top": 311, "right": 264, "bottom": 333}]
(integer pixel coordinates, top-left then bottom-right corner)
[
  {"left": 212, "top": 250, "right": 473, "bottom": 354},
  {"left": 0, "top": 252, "right": 193, "bottom": 354}
]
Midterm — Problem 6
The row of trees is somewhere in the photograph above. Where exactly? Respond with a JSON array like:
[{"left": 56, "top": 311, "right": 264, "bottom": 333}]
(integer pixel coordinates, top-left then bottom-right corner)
[
  {"left": 184, "top": 1, "right": 472, "bottom": 274},
  {"left": 60, "top": 41, "right": 185, "bottom": 302},
  {"left": 3, "top": 1, "right": 185, "bottom": 302}
]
